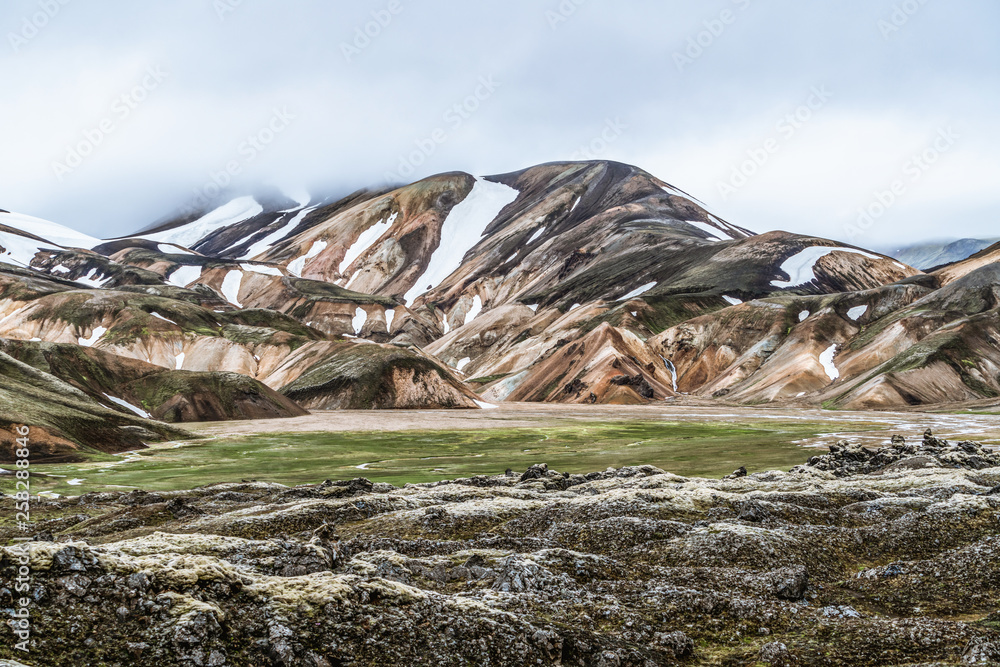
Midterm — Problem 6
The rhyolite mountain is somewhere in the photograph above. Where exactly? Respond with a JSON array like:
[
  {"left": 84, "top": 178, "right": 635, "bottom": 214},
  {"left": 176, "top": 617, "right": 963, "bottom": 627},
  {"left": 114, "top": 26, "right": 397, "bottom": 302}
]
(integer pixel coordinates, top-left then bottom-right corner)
[
  {"left": 2, "top": 160, "right": 998, "bottom": 459},
  {"left": 887, "top": 237, "right": 1000, "bottom": 270}
]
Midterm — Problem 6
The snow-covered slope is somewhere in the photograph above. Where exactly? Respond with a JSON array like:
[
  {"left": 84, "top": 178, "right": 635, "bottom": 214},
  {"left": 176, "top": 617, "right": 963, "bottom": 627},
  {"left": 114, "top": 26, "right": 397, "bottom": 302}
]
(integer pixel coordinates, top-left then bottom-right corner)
[
  {"left": 0, "top": 210, "right": 101, "bottom": 249},
  {"left": 135, "top": 196, "right": 264, "bottom": 248},
  {"left": 403, "top": 177, "right": 519, "bottom": 304},
  {"left": 0, "top": 210, "right": 100, "bottom": 268}
]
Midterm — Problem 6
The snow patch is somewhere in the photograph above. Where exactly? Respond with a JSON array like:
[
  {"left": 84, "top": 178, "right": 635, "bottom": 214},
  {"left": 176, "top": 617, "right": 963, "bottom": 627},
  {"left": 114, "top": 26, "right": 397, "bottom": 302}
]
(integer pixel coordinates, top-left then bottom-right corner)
[
  {"left": 404, "top": 177, "right": 519, "bottom": 304},
  {"left": 571, "top": 197, "right": 581, "bottom": 212},
  {"left": 847, "top": 305, "right": 869, "bottom": 321},
  {"left": 799, "top": 310, "right": 810, "bottom": 322},
  {"left": 464, "top": 295, "right": 483, "bottom": 326},
  {"left": 282, "top": 187, "right": 311, "bottom": 208},
  {"left": 527, "top": 304, "right": 539, "bottom": 312},
  {"left": 385, "top": 309, "right": 396, "bottom": 333},
  {"left": 474, "top": 400, "right": 498, "bottom": 410},
  {"left": 456, "top": 357, "right": 471, "bottom": 372},
  {"left": 104, "top": 394, "right": 151, "bottom": 418},
  {"left": 683, "top": 220, "right": 722, "bottom": 241},
  {"left": 67, "top": 479, "right": 85, "bottom": 486},
  {"left": 527, "top": 227, "right": 546, "bottom": 244},
  {"left": 168, "top": 265, "right": 203, "bottom": 288},
  {"left": 0, "top": 230, "right": 58, "bottom": 267},
  {"left": 339, "top": 213, "right": 397, "bottom": 274},
  {"left": 0, "top": 210, "right": 100, "bottom": 249},
  {"left": 175, "top": 352, "right": 185, "bottom": 370},
  {"left": 159, "top": 244, "right": 194, "bottom": 255},
  {"left": 352, "top": 307, "right": 368, "bottom": 335},
  {"left": 78, "top": 327, "right": 107, "bottom": 347},
  {"left": 819, "top": 344, "right": 840, "bottom": 381},
  {"left": 221, "top": 270, "right": 243, "bottom": 307},
  {"left": 288, "top": 240, "right": 328, "bottom": 277},
  {"left": 241, "top": 206, "right": 316, "bottom": 260},
  {"left": 150, "top": 312, "right": 177, "bottom": 325},
  {"left": 140, "top": 197, "right": 264, "bottom": 248},
  {"left": 722, "top": 295, "right": 743, "bottom": 306},
  {"left": 74, "top": 269, "right": 108, "bottom": 288},
  {"left": 771, "top": 246, "right": 878, "bottom": 289},
  {"left": 619, "top": 281, "right": 658, "bottom": 301},
  {"left": 240, "top": 263, "right": 283, "bottom": 277},
  {"left": 569, "top": 303, "right": 582, "bottom": 312}
]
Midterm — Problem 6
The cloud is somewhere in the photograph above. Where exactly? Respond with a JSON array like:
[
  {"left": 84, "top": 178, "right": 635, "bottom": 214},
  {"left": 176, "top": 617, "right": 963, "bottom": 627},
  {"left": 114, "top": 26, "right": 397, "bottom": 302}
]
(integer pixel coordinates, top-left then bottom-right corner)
[{"left": 0, "top": 0, "right": 996, "bottom": 244}]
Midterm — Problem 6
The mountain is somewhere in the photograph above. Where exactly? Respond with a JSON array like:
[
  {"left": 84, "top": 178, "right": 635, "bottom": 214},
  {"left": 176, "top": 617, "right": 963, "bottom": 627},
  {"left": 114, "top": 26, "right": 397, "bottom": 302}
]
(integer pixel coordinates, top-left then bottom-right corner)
[
  {"left": 4, "top": 159, "right": 1000, "bottom": 459},
  {"left": 887, "top": 237, "right": 999, "bottom": 270}
]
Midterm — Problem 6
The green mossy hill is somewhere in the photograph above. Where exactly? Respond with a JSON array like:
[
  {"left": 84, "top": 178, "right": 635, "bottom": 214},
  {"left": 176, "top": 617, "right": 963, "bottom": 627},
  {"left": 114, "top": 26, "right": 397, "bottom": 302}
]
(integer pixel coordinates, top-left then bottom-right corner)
[
  {"left": 0, "top": 339, "right": 307, "bottom": 424},
  {"left": 280, "top": 343, "right": 475, "bottom": 409},
  {"left": 219, "top": 309, "right": 326, "bottom": 341},
  {"left": 30, "top": 249, "right": 167, "bottom": 288},
  {"left": 124, "top": 370, "right": 308, "bottom": 422},
  {"left": 106, "top": 246, "right": 221, "bottom": 269},
  {"left": 286, "top": 278, "right": 397, "bottom": 307},
  {"left": 915, "top": 263, "right": 1000, "bottom": 315},
  {"left": 0, "top": 350, "right": 187, "bottom": 463},
  {"left": 0, "top": 264, "right": 79, "bottom": 302}
]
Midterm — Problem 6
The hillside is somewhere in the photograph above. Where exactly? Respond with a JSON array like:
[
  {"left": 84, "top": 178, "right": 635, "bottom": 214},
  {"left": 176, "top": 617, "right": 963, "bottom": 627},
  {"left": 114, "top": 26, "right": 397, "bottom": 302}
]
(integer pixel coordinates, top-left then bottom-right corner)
[{"left": 3, "top": 159, "right": 999, "bottom": 460}]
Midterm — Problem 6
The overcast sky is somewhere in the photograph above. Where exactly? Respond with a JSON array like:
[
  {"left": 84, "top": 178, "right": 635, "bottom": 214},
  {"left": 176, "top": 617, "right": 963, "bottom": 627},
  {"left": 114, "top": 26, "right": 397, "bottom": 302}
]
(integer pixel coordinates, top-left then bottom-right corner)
[{"left": 1, "top": 0, "right": 997, "bottom": 248}]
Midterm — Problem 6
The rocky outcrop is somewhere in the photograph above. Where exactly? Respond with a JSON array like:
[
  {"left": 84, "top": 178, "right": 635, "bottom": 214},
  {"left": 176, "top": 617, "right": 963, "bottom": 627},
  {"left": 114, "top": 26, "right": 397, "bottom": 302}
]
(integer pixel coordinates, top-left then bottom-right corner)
[
  {"left": 800, "top": 430, "right": 1000, "bottom": 476},
  {"left": 3, "top": 433, "right": 999, "bottom": 665}
]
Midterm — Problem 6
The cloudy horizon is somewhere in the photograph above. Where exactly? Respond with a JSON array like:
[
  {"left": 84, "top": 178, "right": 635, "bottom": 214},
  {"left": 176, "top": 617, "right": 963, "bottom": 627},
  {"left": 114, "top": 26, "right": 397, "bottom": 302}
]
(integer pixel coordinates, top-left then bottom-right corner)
[{"left": 1, "top": 0, "right": 997, "bottom": 248}]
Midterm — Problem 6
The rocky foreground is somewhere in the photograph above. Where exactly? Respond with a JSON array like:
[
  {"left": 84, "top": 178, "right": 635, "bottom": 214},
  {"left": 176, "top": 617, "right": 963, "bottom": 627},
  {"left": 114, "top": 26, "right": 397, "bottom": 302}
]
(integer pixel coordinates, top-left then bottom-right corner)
[{"left": 3, "top": 431, "right": 1000, "bottom": 666}]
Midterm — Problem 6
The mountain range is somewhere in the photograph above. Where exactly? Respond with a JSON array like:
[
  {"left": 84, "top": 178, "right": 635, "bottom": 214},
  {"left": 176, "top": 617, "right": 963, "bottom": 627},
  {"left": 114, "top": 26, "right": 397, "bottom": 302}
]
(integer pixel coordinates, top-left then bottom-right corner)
[
  {"left": 886, "top": 237, "right": 1000, "bottom": 270},
  {"left": 3, "top": 160, "right": 999, "bottom": 461}
]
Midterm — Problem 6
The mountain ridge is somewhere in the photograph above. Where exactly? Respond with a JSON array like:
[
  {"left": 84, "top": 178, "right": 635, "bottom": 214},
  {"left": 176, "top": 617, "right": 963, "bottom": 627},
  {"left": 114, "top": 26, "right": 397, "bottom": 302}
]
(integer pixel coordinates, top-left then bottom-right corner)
[{"left": 2, "top": 159, "right": 997, "bottom": 460}]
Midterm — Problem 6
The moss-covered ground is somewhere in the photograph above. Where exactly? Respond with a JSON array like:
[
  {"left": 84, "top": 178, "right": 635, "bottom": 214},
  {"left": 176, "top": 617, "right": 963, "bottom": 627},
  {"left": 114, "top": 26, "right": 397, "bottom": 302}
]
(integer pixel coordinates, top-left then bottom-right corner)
[{"left": 2, "top": 419, "right": 845, "bottom": 496}]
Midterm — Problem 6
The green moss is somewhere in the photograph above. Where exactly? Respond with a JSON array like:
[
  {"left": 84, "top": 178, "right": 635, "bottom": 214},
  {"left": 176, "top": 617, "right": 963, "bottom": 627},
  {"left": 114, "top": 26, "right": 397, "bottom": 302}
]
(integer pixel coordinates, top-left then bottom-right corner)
[
  {"left": 6, "top": 419, "right": 836, "bottom": 495},
  {"left": 288, "top": 278, "right": 397, "bottom": 307},
  {"left": 0, "top": 351, "right": 189, "bottom": 462},
  {"left": 220, "top": 309, "right": 324, "bottom": 339},
  {"left": 466, "top": 373, "right": 512, "bottom": 385}
]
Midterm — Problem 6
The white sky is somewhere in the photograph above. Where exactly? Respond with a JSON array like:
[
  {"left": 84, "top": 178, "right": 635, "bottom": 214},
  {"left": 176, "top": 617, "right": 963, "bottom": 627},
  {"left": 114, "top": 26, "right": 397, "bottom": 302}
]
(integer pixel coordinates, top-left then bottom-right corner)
[{"left": 0, "top": 0, "right": 997, "bottom": 248}]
